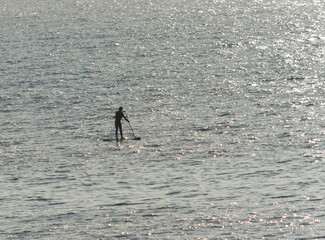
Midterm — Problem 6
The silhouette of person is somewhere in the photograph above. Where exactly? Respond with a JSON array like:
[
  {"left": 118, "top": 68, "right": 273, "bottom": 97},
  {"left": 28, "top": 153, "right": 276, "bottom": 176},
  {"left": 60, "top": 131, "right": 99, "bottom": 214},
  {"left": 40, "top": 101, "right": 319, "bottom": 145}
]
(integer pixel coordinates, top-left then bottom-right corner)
[{"left": 115, "top": 107, "right": 129, "bottom": 141}]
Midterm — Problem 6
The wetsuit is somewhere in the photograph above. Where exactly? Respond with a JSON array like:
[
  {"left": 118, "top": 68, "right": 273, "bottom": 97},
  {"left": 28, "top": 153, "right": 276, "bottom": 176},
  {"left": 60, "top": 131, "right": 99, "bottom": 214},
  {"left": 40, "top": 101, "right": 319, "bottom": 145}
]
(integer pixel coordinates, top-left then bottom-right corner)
[{"left": 115, "top": 110, "right": 128, "bottom": 140}]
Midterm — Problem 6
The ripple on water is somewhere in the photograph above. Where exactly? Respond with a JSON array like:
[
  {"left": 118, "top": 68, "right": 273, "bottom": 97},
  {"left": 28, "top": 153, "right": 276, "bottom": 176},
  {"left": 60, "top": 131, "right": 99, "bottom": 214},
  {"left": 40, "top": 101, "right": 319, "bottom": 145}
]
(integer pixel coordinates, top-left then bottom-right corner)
[{"left": 1, "top": 0, "right": 325, "bottom": 239}]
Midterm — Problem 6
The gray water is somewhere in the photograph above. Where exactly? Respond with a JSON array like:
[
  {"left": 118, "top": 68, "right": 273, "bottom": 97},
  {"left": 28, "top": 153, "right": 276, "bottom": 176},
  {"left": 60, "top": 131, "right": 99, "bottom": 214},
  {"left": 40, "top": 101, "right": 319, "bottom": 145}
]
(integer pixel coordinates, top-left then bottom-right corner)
[{"left": 1, "top": 0, "right": 324, "bottom": 239}]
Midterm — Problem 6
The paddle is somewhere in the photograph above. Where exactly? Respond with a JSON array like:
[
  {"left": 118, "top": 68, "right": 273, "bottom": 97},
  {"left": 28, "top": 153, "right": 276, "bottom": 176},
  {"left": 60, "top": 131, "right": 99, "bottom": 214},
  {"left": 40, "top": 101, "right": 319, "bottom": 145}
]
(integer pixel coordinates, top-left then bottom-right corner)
[{"left": 128, "top": 121, "right": 141, "bottom": 140}]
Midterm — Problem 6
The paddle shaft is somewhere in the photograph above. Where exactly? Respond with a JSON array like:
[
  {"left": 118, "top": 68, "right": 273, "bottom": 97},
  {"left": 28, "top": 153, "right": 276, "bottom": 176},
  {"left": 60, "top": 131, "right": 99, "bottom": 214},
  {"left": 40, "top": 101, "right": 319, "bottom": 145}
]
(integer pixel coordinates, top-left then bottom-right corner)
[
  {"left": 128, "top": 121, "right": 136, "bottom": 137},
  {"left": 124, "top": 113, "right": 140, "bottom": 140}
]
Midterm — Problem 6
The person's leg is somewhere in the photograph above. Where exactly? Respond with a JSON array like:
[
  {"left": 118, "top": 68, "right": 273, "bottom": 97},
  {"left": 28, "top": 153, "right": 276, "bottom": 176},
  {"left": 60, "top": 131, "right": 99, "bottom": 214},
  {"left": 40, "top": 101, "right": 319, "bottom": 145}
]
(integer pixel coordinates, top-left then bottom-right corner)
[
  {"left": 120, "top": 124, "right": 123, "bottom": 139},
  {"left": 115, "top": 123, "right": 118, "bottom": 141}
]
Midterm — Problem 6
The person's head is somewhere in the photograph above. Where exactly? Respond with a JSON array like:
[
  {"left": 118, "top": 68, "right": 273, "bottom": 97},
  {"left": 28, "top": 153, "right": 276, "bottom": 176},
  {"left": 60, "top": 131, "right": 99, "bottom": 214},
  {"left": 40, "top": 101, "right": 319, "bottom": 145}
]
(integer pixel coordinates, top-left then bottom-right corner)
[{"left": 119, "top": 107, "right": 123, "bottom": 112}]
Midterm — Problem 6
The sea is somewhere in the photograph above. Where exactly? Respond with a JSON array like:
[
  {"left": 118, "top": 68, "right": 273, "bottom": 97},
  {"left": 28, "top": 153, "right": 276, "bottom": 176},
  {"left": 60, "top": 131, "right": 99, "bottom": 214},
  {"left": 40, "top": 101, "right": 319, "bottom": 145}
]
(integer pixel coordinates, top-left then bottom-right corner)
[{"left": 0, "top": 0, "right": 324, "bottom": 239}]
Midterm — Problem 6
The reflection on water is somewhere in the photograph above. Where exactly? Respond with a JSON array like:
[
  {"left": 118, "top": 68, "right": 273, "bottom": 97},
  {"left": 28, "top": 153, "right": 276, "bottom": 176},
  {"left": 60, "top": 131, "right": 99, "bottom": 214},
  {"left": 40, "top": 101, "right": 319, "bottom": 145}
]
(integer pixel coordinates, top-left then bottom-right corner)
[{"left": 0, "top": 0, "right": 324, "bottom": 239}]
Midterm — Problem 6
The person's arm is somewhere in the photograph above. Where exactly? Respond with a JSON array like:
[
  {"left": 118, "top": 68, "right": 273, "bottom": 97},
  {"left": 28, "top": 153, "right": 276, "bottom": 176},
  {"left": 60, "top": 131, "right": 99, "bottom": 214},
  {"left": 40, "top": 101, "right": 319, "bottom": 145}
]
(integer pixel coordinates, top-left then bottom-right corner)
[{"left": 123, "top": 113, "right": 129, "bottom": 122}]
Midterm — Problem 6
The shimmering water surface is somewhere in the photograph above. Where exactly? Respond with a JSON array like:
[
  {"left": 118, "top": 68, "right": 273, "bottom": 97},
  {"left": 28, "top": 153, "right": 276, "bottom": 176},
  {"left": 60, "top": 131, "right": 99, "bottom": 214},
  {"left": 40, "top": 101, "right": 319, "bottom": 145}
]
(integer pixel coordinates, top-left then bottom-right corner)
[{"left": 1, "top": 0, "right": 324, "bottom": 239}]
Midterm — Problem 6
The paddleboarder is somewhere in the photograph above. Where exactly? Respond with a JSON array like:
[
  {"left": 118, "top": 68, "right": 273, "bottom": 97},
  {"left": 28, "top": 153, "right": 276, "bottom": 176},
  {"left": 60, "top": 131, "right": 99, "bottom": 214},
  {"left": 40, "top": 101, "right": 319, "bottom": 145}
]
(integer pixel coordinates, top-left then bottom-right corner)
[{"left": 115, "top": 107, "right": 129, "bottom": 141}]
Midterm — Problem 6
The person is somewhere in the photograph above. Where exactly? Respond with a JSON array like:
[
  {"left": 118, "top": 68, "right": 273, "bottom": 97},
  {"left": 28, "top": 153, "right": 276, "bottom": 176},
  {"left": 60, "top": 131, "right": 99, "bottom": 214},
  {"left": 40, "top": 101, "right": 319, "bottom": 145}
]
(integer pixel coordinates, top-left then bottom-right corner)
[{"left": 115, "top": 107, "right": 129, "bottom": 141}]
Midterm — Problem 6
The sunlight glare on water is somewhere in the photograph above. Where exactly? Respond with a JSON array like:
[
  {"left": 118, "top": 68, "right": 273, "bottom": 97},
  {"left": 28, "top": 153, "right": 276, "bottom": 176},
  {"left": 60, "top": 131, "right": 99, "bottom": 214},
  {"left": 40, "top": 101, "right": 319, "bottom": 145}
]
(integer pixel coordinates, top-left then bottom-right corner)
[{"left": 0, "top": 0, "right": 324, "bottom": 239}]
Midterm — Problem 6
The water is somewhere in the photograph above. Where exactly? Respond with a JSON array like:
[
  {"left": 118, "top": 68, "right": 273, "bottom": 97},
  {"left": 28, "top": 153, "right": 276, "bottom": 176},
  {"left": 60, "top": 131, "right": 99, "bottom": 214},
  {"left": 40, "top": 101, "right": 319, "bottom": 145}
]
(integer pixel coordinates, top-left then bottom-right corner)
[{"left": 1, "top": 0, "right": 324, "bottom": 239}]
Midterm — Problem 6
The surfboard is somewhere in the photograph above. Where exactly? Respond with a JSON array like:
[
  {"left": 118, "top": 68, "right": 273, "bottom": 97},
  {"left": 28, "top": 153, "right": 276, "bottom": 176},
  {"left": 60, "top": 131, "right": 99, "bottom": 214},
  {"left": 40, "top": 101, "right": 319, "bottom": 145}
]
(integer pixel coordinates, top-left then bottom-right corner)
[{"left": 103, "top": 137, "right": 141, "bottom": 141}]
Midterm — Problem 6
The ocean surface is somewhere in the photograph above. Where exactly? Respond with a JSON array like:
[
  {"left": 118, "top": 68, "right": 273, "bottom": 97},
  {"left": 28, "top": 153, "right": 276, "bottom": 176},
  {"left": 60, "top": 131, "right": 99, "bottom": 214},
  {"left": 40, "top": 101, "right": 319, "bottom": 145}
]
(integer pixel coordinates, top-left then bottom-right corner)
[{"left": 1, "top": 0, "right": 324, "bottom": 239}]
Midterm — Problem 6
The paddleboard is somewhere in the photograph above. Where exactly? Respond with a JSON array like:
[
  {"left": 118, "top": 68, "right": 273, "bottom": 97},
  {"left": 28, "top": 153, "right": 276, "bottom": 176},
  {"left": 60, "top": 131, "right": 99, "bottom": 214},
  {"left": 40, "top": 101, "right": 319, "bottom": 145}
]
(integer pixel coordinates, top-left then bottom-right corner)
[{"left": 103, "top": 137, "right": 141, "bottom": 141}]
